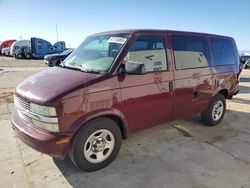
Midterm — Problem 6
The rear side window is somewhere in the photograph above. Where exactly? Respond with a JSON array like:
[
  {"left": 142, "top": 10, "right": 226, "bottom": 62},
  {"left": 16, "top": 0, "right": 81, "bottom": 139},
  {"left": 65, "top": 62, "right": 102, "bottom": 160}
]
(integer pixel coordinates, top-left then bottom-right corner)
[
  {"left": 171, "top": 35, "right": 211, "bottom": 69},
  {"left": 125, "top": 35, "right": 167, "bottom": 72},
  {"left": 211, "top": 38, "right": 236, "bottom": 66}
]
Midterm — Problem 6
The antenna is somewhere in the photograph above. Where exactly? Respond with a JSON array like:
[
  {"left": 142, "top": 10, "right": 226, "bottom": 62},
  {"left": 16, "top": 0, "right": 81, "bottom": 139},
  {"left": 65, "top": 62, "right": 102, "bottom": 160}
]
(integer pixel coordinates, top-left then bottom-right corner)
[{"left": 55, "top": 22, "right": 58, "bottom": 41}]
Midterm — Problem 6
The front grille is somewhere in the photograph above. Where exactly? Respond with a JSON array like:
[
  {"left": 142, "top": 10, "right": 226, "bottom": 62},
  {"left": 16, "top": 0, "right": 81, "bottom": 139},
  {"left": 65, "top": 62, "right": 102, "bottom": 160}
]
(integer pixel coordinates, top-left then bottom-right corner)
[{"left": 14, "top": 95, "right": 30, "bottom": 111}]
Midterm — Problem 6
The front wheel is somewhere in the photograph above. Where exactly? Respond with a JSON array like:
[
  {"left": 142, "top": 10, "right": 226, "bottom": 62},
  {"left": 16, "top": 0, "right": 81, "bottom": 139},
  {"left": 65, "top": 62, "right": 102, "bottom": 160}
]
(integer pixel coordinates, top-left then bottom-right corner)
[
  {"left": 201, "top": 94, "right": 226, "bottom": 126},
  {"left": 16, "top": 53, "right": 23, "bottom": 59},
  {"left": 69, "top": 118, "right": 122, "bottom": 171}
]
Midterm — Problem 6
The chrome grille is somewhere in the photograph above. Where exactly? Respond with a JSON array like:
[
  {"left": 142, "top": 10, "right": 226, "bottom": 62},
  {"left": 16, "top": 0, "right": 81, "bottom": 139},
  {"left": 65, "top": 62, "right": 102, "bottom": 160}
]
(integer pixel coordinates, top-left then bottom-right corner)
[{"left": 14, "top": 95, "right": 30, "bottom": 111}]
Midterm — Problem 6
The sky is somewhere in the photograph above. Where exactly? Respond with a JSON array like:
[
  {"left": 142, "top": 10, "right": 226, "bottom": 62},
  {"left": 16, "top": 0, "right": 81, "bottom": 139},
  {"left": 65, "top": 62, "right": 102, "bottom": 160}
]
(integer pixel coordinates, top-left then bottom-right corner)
[{"left": 0, "top": 0, "right": 249, "bottom": 51}]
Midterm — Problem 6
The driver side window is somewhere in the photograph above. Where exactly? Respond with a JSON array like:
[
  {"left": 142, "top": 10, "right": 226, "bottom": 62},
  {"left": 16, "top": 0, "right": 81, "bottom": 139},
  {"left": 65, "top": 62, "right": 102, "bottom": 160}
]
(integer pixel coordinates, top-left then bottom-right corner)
[{"left": 125, "top": 35, "right": 167, "bottom": 72}]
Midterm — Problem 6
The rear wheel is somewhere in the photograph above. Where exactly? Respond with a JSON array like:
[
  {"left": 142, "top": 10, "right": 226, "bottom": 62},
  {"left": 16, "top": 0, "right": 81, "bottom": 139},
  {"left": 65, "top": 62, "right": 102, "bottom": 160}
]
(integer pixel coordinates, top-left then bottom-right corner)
[
  {"left": 69, "top": 117, "right": 122, "bottom": 171},
  {"left": 25, "top": 53, "right": 31, "bottom": 59},
  {"left": 201, "top": 94, "right": 226, "bottom": 126}
]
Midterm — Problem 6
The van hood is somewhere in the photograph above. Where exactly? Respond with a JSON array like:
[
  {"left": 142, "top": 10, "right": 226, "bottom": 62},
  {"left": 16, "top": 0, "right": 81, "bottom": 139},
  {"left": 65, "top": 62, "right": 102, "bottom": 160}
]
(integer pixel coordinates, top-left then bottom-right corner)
[{"left": 16, "top": 67, "right": 102, "bottom": 104}]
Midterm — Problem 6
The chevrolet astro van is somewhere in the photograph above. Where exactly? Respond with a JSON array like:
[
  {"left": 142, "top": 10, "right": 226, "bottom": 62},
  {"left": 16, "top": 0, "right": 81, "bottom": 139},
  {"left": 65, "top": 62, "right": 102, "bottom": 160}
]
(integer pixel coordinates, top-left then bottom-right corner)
[{"left": 11, "top": 29, "right": 240, "bottom": 171}]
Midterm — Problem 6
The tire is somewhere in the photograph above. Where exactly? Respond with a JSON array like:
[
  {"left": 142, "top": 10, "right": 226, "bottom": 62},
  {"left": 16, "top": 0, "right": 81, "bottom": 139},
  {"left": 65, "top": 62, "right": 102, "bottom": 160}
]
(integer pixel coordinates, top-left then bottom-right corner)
[
  {"left": 69, "top": 117, "right": 122, "bottom": 172},
  {"left": 16, "top": 53, "right": 23, "bottom": 59},
  {"left": 25, "top": 53, "right": 31, "bottom": 59},
  {"left": 201, "top": 94, "right": 226, "bottom": 126}
]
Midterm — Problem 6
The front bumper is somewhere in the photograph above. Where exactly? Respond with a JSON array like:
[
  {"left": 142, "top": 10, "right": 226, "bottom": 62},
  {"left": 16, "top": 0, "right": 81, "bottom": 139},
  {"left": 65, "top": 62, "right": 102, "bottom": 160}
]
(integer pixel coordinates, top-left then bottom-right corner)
[{"left": 11, "top": 109, "right": 71, "bottom": 158}]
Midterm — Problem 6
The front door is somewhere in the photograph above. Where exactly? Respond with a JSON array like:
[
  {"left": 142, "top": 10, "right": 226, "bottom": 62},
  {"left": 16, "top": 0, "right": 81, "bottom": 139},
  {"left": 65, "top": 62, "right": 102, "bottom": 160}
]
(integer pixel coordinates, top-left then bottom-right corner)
[{"left": 118, "top": 34, "right": 174, "bottom": 133}]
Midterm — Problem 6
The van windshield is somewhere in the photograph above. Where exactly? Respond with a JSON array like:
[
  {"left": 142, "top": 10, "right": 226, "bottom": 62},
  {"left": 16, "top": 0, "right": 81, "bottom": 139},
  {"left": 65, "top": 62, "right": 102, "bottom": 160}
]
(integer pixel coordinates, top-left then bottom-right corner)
[{"left": 63, "top": 34, "right": 129, "bottom": 73}]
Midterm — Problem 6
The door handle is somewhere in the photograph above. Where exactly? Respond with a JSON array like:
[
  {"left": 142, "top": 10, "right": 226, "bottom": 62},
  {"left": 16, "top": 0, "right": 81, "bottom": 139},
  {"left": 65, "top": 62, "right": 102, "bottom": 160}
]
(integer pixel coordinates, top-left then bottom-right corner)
[
  {"left": 169, "top": 81, "right": 174, "bottom": 93},
  {"left": 192, "top": 90, "right": 198, "bottom": 100}
]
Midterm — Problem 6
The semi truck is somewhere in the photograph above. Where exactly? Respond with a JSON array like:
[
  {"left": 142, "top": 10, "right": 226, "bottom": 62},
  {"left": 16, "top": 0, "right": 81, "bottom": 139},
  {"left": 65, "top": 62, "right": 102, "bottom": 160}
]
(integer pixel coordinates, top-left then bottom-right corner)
[
  {"left": 1, "top": 47, "right": 11, "bottom": 56},
  {"left": 10, "top": 40, "right": 31, "bottom": 58},
  {"left": 0, "top": 39, "right": 16, "bottom": 55},
  {"left": 10, "top": 38, "right": 66, "bottom": 59}
]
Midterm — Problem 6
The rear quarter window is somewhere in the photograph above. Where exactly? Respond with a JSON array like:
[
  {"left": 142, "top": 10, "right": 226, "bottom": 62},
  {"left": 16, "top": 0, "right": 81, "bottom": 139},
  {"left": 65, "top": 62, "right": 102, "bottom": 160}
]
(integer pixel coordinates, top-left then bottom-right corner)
[
  {"left": 171, "top": 35, "right": 211, "bottom": 70},
  {"left": 211, "top": 38, "right": 236, "bottom": 66}
]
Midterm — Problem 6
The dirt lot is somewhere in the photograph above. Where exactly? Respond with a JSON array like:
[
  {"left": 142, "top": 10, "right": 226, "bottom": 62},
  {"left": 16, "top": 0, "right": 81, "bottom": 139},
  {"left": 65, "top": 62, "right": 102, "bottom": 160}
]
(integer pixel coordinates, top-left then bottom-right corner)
[{"left": 0, "top": 56, "right": 250, "bottom": 188}]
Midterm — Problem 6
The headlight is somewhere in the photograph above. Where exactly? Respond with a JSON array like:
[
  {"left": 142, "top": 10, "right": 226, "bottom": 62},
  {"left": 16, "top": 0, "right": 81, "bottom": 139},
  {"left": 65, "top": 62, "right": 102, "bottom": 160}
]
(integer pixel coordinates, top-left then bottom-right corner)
[
  {"left": 30, "top": 103, "right": 57, "bottom": 117},
  {"left": 32, "top": 119, "right": 59, "bottom": 133}
]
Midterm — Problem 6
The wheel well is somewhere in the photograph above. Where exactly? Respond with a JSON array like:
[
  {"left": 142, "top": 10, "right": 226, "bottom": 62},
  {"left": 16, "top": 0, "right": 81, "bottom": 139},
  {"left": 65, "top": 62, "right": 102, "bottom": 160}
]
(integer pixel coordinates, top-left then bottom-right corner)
[
  {"left": 218, "top": 89, "right": 228, "bottom": 99},
  {"left": 75, "top": 115, "right": 127, "bottom": 139},
  {"left": 105, "top": 115, "right": 127, "bottom": 139},
  {"left": 72, "top": 115, "right": 127, "bottom": 143}
]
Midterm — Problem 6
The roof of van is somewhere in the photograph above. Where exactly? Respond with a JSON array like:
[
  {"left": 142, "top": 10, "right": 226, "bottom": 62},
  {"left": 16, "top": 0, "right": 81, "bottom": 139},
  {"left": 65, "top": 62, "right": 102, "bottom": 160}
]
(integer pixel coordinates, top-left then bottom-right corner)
[{"left": 92, "top": 29, "right": 232, "bottom": 39}]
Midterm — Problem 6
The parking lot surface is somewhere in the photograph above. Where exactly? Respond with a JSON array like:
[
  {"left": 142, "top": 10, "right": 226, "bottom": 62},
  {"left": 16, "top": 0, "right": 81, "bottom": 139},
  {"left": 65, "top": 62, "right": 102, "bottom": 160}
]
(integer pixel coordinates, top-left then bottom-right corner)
[{"left": 0, "top": 56, "right": 250, "bottom": 188}]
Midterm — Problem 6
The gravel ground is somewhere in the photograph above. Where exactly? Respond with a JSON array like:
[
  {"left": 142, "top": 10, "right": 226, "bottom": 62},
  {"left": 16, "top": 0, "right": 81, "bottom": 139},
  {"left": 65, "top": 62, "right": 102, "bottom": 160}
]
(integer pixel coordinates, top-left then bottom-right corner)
[{"left": 0, "top": 56, "right": 46, "bottom": 68}]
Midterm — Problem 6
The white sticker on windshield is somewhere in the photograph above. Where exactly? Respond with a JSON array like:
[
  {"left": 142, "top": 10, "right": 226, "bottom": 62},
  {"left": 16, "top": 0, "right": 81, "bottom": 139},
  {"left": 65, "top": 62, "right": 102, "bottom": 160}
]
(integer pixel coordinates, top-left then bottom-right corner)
[{"left": 108, "top": 37, "right": 127, "bottom": 44}]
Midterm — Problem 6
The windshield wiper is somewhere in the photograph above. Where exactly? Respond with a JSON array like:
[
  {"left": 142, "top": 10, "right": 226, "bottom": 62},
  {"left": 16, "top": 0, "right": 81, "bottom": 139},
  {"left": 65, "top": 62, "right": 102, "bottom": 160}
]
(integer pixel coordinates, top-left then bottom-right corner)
[
  {"left": 81, "top": 68, "right": 106, "bottom": 74},
  {"left": 63, "top": 62, "right": 105, "bottom": 74},
  {"left": 59, "top": 62, "right": 82, "bottom": 71},
  {"left": 68, "top": 62, "right": 82, "bottom": 68}
]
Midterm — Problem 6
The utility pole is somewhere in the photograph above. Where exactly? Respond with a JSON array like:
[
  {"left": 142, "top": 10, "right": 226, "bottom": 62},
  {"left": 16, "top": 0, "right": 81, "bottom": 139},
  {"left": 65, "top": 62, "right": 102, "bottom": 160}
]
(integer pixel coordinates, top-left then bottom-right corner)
[
  {"left": 55, "top": 22, "right": 58, "bottom": 41},
  {"left": 19, "top": 35, "right": 23, "bottom": 40}
]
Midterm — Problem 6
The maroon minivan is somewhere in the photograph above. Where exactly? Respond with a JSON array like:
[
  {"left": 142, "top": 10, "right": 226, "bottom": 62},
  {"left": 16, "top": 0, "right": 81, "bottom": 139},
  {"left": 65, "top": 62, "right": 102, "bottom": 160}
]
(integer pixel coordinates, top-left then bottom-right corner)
[{"left": 11, "top": 29, "right": 240, "bottom": 171}]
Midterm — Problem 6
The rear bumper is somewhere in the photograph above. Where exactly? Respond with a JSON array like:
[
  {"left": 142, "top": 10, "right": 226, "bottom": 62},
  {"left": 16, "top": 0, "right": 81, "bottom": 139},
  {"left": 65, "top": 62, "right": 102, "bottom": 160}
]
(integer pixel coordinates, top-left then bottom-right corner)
[{"left": 11, "top": 109, "right": 71, "bottom": 158}]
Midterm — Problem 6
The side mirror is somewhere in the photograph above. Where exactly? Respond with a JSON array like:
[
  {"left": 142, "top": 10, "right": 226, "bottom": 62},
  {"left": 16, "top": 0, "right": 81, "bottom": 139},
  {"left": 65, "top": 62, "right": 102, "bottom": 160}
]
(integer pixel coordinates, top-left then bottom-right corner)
[{"left": 119, "top": 61, "right": 146, "bottom": 75}]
